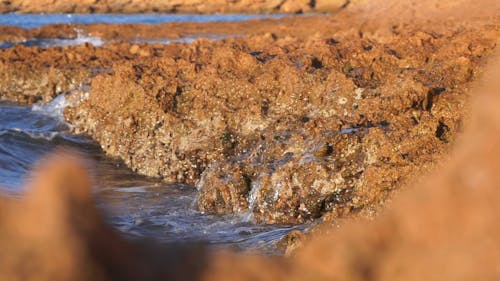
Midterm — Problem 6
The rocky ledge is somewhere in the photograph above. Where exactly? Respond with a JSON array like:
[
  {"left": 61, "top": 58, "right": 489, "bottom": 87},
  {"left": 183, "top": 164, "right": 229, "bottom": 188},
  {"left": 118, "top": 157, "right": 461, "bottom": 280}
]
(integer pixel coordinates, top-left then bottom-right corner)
[{"left": 65, "top": 25, "right": 498, "bottom": 223}]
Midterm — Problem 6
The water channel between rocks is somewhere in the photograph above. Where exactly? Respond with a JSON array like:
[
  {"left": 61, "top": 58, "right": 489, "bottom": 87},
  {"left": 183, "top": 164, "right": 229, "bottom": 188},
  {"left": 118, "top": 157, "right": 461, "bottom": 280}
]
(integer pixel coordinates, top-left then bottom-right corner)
[
  {"left": 0, "top": 93, "right": 307, "bottom": 254},
  {"left": 0, "top": 13, "right": 288, "bottom": 48},
  {"left": 0, "top": 13, "right": 309, "bottom": 254}
]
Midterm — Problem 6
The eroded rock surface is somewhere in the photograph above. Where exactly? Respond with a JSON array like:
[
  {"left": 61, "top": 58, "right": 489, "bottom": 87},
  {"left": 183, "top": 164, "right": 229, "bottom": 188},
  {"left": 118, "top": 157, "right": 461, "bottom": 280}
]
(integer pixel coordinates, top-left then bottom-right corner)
[{"left": 64, "top": 22, "right": 498, "bottom": 223}]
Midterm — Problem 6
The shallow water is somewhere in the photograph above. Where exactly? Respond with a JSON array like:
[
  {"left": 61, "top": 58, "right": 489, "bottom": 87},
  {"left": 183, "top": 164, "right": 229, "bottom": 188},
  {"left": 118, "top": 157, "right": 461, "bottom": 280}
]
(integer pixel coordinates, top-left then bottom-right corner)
[
  {"left": 0, "top": 13, "right": 287, "bottom": 29},
  {"left": 0, "top": 31, "right": 104, "bottom": 48},
  {"left": 0, "top": 13, "right": 273, "bottom": 48},
  {"left": 0, "top": 32, "right": 236, "bottom": 49},
  {"left": 0, "top": 95, "right": 303, "bottom": 254},
  {"left": 0, "top": 33, "right": 236, "bottom": 49}
]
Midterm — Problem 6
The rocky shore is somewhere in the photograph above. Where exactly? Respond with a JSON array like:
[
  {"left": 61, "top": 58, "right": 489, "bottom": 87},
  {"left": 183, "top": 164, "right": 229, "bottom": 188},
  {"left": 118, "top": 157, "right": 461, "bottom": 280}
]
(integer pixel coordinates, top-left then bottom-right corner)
[
  {"left": 2, "top": 0, "right": 500, "bottom": 279},
  {"left": 2, "top": 47, "right": 500, "bottom": 281},
  {"left": 0, "top": 0, "right": 499, "bottom": 226}
]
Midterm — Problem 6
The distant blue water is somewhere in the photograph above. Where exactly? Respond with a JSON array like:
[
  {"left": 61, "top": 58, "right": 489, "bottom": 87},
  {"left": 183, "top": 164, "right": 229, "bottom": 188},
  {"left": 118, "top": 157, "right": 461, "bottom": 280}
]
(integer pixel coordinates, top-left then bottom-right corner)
[{"left": 0, "top": 13, "right": 286, "bottom": 29}]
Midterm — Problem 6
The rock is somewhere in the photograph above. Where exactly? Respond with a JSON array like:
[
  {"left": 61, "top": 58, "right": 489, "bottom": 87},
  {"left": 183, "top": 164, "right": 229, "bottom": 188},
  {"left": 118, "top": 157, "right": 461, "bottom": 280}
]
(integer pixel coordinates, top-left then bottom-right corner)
[
  {"left": 314, "top": 0, "right": 348, "bottom": 11},
  {"left": 0, "top": 150, "right": 210, "bottom": 281},
  {"left": 64, "top": 20, "right": 498, "bottom": 224},
  {"left": 280, "top": 0, "right": 312, "bottom": 13},
  {"left": 197, "top": 164, "right": 251, "bottom": 214},
  {"left": 129, "top": 44, "right": 140, "bottom": 54},
  {"left": 277, "top": 230, "right": 305, "bottom": 256}
]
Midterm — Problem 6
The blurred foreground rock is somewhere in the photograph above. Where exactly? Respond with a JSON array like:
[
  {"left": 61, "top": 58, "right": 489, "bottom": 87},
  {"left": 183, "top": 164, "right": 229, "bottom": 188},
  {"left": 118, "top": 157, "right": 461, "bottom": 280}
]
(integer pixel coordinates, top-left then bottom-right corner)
[{"left": 0, "top": 151, "right": 210, "bottom": 281}]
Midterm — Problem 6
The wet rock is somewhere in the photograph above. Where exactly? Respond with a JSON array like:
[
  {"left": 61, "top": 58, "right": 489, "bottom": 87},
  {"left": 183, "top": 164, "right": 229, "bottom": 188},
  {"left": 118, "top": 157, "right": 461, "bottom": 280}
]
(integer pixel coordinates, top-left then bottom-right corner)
[
  {"left": 0, "top": 26, "right": 28, "bottom": 43},
  {"left": 64, "top": 21, "right": 499, "bottom": 224},
  {"left": 197, "top": 164, "right": 251, "bottom": 214},
  {"left": 279, "top": 0, "right": 312, "bottom": 13},
  {"left": 245, "top": 133, "right": 365, "bottom": 224},
  {"left": 277, "top": 230, "right": 305, "bottom": 256}
]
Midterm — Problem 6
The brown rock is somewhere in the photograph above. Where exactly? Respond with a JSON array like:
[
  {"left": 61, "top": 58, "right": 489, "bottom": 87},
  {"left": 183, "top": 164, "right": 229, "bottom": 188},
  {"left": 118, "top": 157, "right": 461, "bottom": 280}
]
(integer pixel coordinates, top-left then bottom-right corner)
[
  {"left": 63, "top": 18, "right": 499, "bottom": 224},
  {"left": 314, "top": 0, "right": 348, "bottom": 11},
  {"left": 129, "top": 44, "right": 140, "bottom": 54},
  {"left": 280, "top": 0, "right": 312, "bottom": 13}
]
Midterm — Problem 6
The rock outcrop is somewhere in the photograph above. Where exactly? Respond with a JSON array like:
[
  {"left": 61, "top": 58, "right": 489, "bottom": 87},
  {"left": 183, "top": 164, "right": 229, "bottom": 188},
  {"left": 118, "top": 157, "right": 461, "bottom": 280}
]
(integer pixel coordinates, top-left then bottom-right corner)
[{"left": 64, "top": 20, "right": 499, "bottom": 223}]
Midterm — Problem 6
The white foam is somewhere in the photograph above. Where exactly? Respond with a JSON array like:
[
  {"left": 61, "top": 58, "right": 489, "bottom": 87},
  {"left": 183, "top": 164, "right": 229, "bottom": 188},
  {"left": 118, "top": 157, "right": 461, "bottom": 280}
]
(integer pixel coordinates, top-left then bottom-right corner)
[
  {"left": 31, "top": 94, "right": 70, "bottom": 117},
  {"left": 242, "top": 178, "right": 263, "bottom": 222},
  {"left": 31, "top": 88, "right": 89, "bottom": 118},
  {"left": 11, "top": 128, "right": 60, "bottom": 141},
  {"left": 72, "top": 29, "right": 103, "bottom": 47}
]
